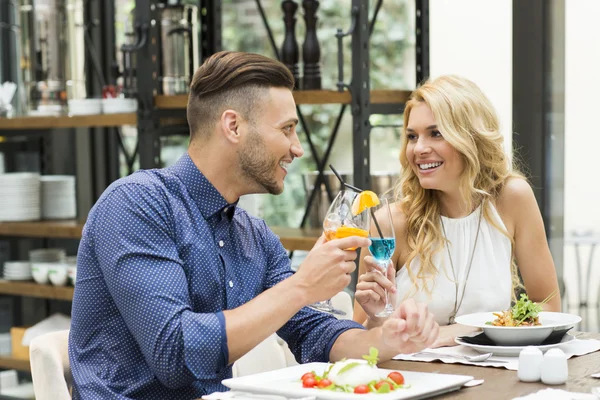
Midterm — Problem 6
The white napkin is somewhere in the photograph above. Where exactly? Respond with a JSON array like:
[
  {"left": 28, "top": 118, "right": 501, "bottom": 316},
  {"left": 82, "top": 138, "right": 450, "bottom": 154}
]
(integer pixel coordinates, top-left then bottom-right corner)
[
  {"left": 512, "top": 388, "right": 598, "bottom": 399},
  {"left": 393, "top": 339, "right": 600, "bottom": 371}
]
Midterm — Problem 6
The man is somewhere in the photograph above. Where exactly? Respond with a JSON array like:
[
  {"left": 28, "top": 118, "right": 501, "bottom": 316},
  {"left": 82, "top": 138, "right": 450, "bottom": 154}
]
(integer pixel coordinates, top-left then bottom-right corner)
[{"left": 69, "top": 51, "right": 438, "bottom": 399}]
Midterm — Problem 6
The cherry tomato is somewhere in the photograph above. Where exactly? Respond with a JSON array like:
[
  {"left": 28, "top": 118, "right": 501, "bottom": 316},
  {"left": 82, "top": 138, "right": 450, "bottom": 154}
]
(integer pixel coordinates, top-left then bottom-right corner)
[
  {"left": 387, "top": 371, "right": 405, "bottom": 385},
  {"left": 302, "top": 377, "right": 317, "bottom": 388},
  {"left": 301, "top": 372, "right": 315, "bottom": 382},
  {"left": 354, "top": 385, "right": 370, "bottom": 394},
  {"left": 375, "top": 380, "right": 393, "bottom": 391},
  {"left": 317, "top": 379, "right": 332, "bottom": 388}
]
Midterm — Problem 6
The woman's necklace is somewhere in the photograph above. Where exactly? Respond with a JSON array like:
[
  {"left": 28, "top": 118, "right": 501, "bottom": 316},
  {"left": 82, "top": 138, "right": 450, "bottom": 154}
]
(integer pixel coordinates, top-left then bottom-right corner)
[{"left": 440, "top": 205, "right": 483, "bottom": 325}]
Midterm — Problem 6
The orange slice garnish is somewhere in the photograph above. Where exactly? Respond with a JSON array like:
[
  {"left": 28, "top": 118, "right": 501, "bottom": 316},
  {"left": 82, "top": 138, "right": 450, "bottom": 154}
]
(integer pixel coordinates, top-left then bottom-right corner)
[{"left": 351, "top": 190, "right": 380, "bottom": 216}]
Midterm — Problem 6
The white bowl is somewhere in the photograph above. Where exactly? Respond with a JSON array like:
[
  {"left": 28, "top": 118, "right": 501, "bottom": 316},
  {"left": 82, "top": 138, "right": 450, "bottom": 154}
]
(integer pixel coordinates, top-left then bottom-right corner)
[
  {"left": 101, "top": 98, "right": 137, "bottom": 114},
  {"left": 31, "top": 263, "right": 51, "bottom": 284},
  {"left": 48, "top": 265, "right": 68, "bottom": 286},
  {"left": 68, "top": 99, "right": 102, "bottom": 115},
  {"left": 454, "top": 312, "right": 582, "bottom": 346}
]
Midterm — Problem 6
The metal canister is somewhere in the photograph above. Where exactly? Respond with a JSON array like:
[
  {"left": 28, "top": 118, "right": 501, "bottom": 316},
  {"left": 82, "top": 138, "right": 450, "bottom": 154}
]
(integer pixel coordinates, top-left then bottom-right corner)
[
  {"left": 158, "top": 2, "right": 198, "bottom": 95},
  {"left": 18, "top": 0, "right": 85, "bottom": 114},
  {"left": 0, "top": 0, "right": 24, "bottom": 115}
]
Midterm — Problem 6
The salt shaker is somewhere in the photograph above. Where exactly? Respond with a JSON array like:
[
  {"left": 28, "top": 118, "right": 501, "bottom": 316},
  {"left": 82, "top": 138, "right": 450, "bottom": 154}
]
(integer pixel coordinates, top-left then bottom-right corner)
[
  {"left": 518, "top": 346, "right": 544, "bottom": 382},
  {"left": 541, "top": 348, "right": 569, "bottom": 385}
]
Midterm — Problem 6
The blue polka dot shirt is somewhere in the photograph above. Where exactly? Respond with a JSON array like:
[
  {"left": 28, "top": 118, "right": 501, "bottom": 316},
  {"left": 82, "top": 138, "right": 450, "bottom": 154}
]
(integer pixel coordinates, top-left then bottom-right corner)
[{"left": 68, "top": 152, "right": 364, "bottom": 399}]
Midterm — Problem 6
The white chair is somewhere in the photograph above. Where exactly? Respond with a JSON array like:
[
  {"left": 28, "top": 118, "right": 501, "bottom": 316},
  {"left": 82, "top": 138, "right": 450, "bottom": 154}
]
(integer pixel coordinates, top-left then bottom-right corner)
[
  {"left": 330, "top": 290, "right": 354, "bottom": 319},
  {"left": 29, "top": 329, "right": 71, "bottom": 400},
  {"left": 231, "top": 334, "right": 289, "bottom": 377},
  {"left": 233, "top": 290, "right": 355, "bottom": 376}
]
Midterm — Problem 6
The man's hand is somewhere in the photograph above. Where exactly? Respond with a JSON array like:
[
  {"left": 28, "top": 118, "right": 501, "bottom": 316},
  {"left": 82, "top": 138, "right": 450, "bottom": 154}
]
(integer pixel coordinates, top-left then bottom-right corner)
[
  {"left": 293, "top": 234, "right": 371, "bottom": 305},
  {"left": 430, "top": 324, "right": 481, "bottom": 348},
  {"left": 380, "top": 298, "right": 439, "bottom": 355},
  {"left": 355, "top": 255, "right": 397, "bottom": 320}
]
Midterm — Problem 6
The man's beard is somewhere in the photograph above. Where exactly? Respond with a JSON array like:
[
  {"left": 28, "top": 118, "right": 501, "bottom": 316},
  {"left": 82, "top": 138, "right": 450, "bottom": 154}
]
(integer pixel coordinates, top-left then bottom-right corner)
[{"left": 238, "top": 130, "right": 283, "bottom": 195}]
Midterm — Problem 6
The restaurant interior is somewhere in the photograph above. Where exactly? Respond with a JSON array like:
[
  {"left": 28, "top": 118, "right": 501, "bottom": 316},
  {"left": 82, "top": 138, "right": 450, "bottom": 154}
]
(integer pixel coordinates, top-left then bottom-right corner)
[{"left": 0, "top": 0, "right": 599, "bottom": 398}]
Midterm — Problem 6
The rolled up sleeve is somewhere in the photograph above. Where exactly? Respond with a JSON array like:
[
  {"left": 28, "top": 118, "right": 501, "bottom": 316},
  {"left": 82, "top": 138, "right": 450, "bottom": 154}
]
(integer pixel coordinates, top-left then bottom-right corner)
[
  {"left": 260, "top": 223, "right": 365, "bottom": 363},
  {"left": 91, "top": 184, "right": 228, "bottom": 388}
]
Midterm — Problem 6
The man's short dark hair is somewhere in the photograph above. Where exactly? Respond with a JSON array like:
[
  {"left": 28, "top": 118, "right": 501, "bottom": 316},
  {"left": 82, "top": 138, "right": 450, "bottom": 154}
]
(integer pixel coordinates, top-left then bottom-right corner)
[{"left": 186, "top": 51, "right": 295, "bottom": 141}]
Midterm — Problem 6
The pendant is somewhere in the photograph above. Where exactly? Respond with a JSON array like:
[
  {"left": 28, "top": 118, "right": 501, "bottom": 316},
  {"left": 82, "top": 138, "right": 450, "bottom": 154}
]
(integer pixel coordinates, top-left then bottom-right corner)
[{"left": 449, "top": 315, "right": 456, "bottom": 325}]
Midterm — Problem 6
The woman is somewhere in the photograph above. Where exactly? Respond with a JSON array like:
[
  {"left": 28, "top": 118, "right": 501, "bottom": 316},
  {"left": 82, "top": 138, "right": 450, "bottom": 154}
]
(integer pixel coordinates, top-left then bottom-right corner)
[{"left": 353, "top": 75, "right": 561, "bottom": 347}]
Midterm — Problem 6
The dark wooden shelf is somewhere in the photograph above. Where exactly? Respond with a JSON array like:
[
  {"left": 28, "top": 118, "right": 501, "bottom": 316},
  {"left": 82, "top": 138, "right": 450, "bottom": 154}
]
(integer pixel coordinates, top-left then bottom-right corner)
[
  {"left": 0, "top": 281, "right": 74, "bottom": 301},
  {"left": 154, "top": 89, "right": 412, "bottom": 109},
  {"left": 0, "top": 220, "right": 320, "bottom": 251},
  {"left": 0, "top": 113, "right": 137, "bottom": 130},
  {"left": 0, "top": 220, "right": 84, "bottom": 239},
  {"left": 0, "top": 355, "right": 30, "bottom": 372},
  {"left": 271, "top": 226, "right": 321, "bottom": 251}
]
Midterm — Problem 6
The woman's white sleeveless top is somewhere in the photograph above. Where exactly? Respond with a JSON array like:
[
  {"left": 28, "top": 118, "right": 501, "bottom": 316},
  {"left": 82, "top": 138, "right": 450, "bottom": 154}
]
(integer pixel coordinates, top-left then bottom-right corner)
[{"left": 395, "top": 203, "right": 512, "bottom": 326}]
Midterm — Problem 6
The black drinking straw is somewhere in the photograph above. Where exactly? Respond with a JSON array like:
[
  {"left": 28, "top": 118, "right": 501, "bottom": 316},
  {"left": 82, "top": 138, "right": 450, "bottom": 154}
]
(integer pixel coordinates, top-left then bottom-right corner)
[
  {"left": 328, "top": 165, "right": 384, "bottom": 239},
  {"left": 329, "top": 164, "right": 363, "bottom": 193}
]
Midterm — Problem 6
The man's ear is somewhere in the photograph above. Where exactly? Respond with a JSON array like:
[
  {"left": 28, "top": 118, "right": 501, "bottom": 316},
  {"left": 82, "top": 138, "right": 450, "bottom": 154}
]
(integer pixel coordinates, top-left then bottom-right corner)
[{"left": 220, "top": 109, "right": 241, "bottom": 144}]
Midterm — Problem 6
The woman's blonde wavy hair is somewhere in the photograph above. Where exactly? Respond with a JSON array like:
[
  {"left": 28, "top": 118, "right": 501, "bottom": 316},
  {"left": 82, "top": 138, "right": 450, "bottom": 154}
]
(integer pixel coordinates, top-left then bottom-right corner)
[{"left": 394, "top": 75, "right": 524, "bottom": 301}]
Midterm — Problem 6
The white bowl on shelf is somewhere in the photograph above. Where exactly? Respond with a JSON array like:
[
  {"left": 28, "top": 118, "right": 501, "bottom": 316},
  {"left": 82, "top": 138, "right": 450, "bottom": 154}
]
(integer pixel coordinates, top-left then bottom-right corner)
[
  {"left": 68, "top": 99, "right": 102, "bottom": 115},
  {"left": 48, "top": 264, "right": 68, "bottom": 286},
  {"left": 31, "top": 263, "right": 52, "bottom": 285},
  {"left": 101, "top": 98, "right": 137, "bottom": 114}
]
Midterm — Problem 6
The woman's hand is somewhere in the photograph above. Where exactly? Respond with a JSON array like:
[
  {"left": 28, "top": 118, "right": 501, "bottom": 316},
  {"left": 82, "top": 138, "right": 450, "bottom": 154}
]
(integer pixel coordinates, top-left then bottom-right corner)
[{"left": 355, "top": 256, "right": 397, "bottom": 322}]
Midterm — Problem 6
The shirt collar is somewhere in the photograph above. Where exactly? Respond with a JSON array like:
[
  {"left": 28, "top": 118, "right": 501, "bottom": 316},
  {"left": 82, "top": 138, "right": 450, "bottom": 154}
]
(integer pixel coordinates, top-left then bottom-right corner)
[{"left": 169, "top": 152, "right": 237, "bottom": 220}]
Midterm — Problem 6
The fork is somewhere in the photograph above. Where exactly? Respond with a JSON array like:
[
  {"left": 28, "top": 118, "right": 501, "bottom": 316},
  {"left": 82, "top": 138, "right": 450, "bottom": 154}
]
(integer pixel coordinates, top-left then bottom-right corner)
[{"left": 413, "top": 351, "right": 508, "bottom": 363}]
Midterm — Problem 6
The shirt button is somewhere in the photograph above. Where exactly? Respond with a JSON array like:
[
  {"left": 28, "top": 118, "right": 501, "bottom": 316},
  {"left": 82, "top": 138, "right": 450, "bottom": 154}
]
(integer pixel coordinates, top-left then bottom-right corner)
[
  {"left": 218, "top": 240, "right": 224, "bottom": 247},
  {"left": 229, "top": 281, "right": 234, "bottom": 288},
  {"left": 224, "top": 207, "right": 229, "bottom": 213}
]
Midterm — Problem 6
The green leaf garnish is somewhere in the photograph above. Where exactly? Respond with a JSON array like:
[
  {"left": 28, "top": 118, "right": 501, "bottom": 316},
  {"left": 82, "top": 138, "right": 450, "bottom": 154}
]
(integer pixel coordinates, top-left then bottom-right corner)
[
  {"left": 362, "top": 347, "right": 379, "bottom": 366},
  {"left": 338, "top": 362, "right": 361, "bottom": 375},
  {"left": 511, "top": 290, "right": 558, "bottom": 326}
]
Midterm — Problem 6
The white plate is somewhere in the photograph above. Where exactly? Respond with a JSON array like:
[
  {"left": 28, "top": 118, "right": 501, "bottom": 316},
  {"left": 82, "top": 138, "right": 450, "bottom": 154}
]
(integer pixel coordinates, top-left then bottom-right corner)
[
  {"left": 454, "top": 312, "right": 582, "bottom": 346},
  {"left": 455, "top": 333, "right": 576, "bottom": 357},
  {"left": 2, "top": 276, "right": 32, "bottom": 281},
  {"left": 223, "top": 362, "right": 473, "bottom": 400}
]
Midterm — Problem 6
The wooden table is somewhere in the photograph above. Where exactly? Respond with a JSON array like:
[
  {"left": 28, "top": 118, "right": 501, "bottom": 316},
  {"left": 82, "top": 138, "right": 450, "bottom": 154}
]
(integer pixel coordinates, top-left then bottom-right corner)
[{"left": 378, "top": 332, "right": 600, "bottom": 399}]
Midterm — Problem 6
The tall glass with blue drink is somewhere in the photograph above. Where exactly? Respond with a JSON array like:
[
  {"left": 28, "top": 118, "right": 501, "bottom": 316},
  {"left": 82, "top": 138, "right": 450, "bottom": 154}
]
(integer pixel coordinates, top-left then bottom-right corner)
[{"left": 368, "top": 197, "right": 396, "bottom": 317}]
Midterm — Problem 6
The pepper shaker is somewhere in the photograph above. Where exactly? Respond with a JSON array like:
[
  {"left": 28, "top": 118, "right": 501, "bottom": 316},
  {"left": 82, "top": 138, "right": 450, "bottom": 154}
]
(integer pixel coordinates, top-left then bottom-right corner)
[
  {"left": 518, "top": 346, "right": 544, "bottom": 382},
  {"left": 541, "top": 348, "right": 569, "bottom": 385}
]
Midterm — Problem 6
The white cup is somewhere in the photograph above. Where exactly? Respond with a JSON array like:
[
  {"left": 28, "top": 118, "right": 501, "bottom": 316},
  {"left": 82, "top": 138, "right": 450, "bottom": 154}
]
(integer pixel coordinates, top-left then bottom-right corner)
[
  {"left": 48, "top": 264, "right": 68, "bottom": 286},
  {"left": 31, "top": 263, "right": 50, "bottom": 285},
  {"left": 518, "top": 346, "right": 544, "bottom": 382},
  {"left": 541, "top": 348, "right": 569, "bottom": 385}
]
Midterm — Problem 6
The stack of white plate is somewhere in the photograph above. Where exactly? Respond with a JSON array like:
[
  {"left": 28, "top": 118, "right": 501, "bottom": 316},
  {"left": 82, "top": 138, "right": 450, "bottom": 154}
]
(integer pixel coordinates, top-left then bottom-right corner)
[
  {"left": 2, "top": 261, "right": 31, "bottom": 281},
  {"left": 29, "top": 248, "right": 66, "bottom": 264},
  {"left": 0, "top": 173, "right": 41, "bottom": 221},
  {"left": 41, "top": 175, "right": 76, "bottom": 219}
]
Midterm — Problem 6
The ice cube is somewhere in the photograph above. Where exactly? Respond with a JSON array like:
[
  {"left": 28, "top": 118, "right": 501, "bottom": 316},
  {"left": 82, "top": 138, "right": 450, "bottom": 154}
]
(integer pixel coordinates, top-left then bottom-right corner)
[{"left": 324, "top": 213, "right": 342, "bottom": 231}]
